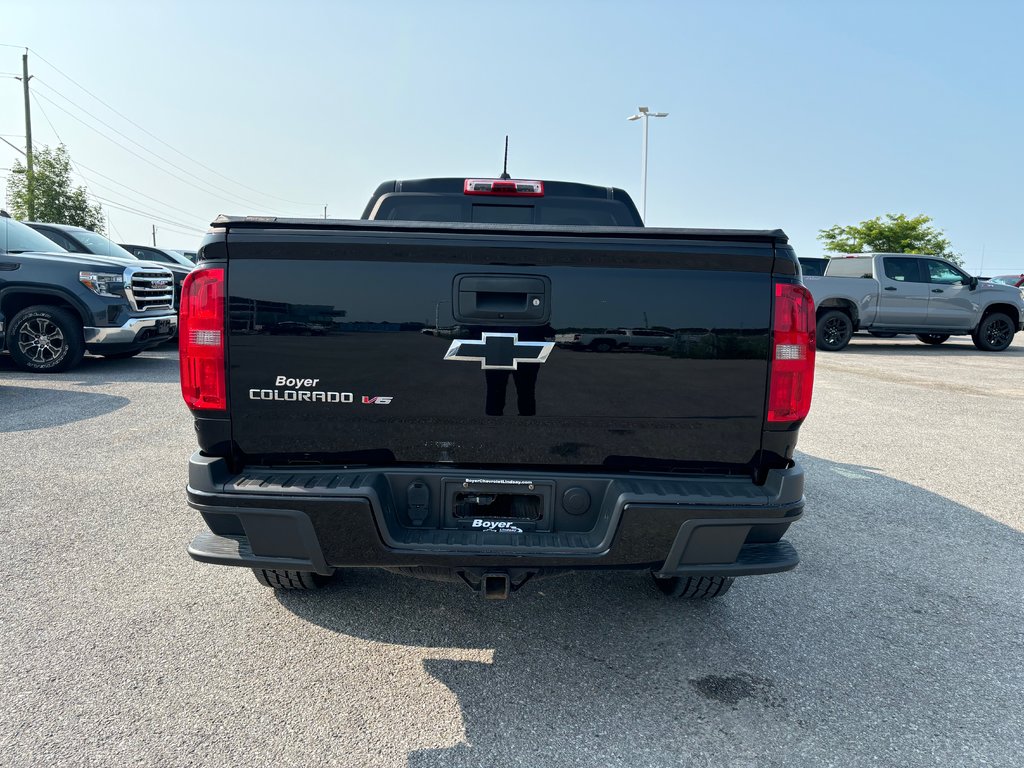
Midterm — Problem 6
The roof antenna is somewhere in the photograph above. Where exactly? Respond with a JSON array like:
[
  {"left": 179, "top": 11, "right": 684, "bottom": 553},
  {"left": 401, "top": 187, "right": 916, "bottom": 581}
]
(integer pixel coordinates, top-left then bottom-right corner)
[{"left": 499, "top": 135, "right": 511, "bottom": 179}]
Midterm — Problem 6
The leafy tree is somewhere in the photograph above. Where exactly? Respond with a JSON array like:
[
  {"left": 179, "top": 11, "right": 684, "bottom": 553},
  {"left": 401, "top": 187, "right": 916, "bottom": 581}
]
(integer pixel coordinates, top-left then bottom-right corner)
[
  {"left": 5, "top": 144, "right": 104, "bottom": 233},
  {"left": 818, "top": 213, "right": 963, "bottom": 266}
]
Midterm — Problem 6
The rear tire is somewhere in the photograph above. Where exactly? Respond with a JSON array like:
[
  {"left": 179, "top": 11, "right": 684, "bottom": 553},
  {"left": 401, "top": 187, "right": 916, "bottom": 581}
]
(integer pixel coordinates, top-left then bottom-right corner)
[
  {"left": 591, "top": 340, "right": 614, "bottom": 353},
  {"left": 651, "top": 574, "right": 734, "bottom": 599},
  {"left": 6, "top": 305, "right": 85, "bottom": 373},
  {"left": 252, "top": 569, "right": 328, "bottom": 590},
  {"left": 916, "top": 333, "right": 950, "bottom": 345},
  {"left": 816, "top": 310, "right": 853, "bottom": 351},
  {"left": 972, "top": 313, "right": 1016, "bottom": 352}
]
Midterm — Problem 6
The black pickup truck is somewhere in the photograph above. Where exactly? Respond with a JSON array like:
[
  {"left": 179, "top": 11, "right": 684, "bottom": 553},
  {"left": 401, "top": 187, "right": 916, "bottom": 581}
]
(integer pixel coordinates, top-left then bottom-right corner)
[
  {"left": 1, "top": 213, "right": 177, "bottom": 372},
  {"left": 182, "top": 177, "right": 815, "bottom": 600}
]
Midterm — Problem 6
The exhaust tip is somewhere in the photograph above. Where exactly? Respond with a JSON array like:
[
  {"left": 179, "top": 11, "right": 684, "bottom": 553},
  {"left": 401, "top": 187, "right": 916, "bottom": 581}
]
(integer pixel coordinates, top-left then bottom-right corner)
[{"left": 482, "top": 573, "right": 511, "bottom": 600}]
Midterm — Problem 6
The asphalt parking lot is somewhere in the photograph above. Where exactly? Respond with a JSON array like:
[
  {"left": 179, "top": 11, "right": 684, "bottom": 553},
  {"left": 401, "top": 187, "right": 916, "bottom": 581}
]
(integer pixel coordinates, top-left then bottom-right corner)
[{"left": 1, "top": 334, "right": 1022, "bottom": 768}]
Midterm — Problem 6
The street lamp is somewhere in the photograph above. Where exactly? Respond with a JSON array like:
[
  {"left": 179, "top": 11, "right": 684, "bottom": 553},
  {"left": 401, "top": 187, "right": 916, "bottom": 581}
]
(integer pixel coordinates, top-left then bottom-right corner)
[{"left": 626, "top": 106, "right": 668, "bottom": 223}]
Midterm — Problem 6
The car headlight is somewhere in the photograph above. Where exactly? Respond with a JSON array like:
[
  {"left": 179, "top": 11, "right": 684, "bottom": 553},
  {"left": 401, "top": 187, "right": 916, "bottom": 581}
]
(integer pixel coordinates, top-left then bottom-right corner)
[{"left": 79, "top": 271, "right": 125, "bottom": 298}]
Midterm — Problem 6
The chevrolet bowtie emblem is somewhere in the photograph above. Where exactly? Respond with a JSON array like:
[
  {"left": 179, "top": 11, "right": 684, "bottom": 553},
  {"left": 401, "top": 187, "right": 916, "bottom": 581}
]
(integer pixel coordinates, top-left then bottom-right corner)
[{"left": 444, "top": 333, "right": 554, "bottom": 370}]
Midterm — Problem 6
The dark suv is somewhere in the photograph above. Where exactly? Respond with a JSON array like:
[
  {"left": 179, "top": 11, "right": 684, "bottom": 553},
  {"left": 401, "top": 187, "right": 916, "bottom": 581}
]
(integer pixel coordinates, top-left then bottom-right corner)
[{"left": 1, "top": 214, "right": 176, "bottom": 372}]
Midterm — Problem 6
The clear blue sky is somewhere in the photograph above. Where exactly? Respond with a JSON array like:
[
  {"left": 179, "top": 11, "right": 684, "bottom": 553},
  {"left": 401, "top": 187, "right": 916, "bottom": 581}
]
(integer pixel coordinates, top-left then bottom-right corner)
[{"left": 2, "top": 1, "right": 1022, "bottom": 272}]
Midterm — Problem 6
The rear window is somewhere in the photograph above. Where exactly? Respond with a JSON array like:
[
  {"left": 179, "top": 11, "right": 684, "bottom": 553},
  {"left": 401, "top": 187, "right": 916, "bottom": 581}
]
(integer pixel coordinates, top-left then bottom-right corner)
[
  {"left": 373, "top": 194, "right": 638, "bottom": 226},
  {"left": 825, "top": 257, "right": 874, "bottom": 278},
  {"left": 534, "top": 200, "right": 636, "bottom": 226},
  {"left": 375, "top": 199, "right": 464, "bottom": 222},
  {"left": 799, "top": 259, "right": 827, "bottom": 276},
  {"left": 471, "top": 205, "right": 532, "bottom": 224}
]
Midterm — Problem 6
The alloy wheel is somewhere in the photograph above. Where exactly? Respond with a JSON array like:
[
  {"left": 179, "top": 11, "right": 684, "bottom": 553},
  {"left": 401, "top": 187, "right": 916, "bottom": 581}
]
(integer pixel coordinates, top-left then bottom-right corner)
[
  {"left": 985, "top": 318, "right": 1012, "bottom": 347},
  {"left": 17, "top": 317, "right": 66, "bottom": 364}
]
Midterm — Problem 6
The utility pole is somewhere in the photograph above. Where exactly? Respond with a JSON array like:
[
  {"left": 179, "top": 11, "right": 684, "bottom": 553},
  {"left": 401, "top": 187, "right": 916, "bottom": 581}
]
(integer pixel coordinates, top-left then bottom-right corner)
[
  {"left": 152, "top": 224, "right": 157, "bottom": 246},
  {"left": 324, "top": 204, "right": 328, "bottom": 219},
  {"left": 21, "top": 50, "right": 34, "bottom": 220}
]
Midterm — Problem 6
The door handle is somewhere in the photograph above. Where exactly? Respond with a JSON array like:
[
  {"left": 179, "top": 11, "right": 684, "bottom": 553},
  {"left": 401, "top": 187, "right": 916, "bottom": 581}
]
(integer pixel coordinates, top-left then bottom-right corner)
[
  {"left": 931, "top": 289, "right": 944, "bottom": 293},
  {"left": 884, "top": 287, "right": 897, "bottom": 291}
]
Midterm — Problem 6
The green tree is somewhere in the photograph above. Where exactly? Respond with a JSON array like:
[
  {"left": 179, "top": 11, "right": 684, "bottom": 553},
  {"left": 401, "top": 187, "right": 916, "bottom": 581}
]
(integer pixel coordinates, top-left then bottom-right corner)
[
  {"left": 818, "top": 213, "right": 962, "bottom": 266},
  {"left": 5, "top": 144, "right": 104, "bottom": 233}
]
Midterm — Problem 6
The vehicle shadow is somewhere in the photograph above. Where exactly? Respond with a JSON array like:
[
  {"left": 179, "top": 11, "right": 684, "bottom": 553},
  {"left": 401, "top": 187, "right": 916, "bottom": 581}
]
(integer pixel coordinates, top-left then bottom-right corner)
[
  {"left": 274, "top": 453, "right": 1024, "bottom": 767},
  {"left": 835, "top": 340, "right": 1024, "bottom": 357},
  {"left": 0, "top": 385, "right": 130, "bottom": 432},
  {"left": 0, "top": 347, "right": 180, "bottom": 386}
]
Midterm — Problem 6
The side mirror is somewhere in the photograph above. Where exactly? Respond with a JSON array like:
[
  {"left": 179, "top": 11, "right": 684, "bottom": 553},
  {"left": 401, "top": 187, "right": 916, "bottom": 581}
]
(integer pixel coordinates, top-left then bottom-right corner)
[{"left": 969, "top": 276, "right": 979, "bottom": 290}]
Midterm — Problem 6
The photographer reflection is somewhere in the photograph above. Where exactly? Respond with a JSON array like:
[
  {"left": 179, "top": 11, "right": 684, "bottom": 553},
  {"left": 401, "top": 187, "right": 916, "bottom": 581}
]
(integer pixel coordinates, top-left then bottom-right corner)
[
  {"left": 484, "top": 364, "right": 540, "bottom": 416},
  {"left": 446, "top": 323, "right": 555, "bottom": 416}
]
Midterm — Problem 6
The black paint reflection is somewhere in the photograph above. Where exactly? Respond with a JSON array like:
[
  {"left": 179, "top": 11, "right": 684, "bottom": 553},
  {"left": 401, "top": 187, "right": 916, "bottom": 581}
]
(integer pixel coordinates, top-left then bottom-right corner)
[{"left": 226, "top": 250, "right": 775, "bottom": 468}]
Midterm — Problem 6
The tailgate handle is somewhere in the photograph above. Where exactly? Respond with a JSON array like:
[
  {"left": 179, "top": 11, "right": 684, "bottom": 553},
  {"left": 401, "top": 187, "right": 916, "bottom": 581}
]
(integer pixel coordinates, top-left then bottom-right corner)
[{"left": 454, "top": 274, "right": 551, "bottom": 324}]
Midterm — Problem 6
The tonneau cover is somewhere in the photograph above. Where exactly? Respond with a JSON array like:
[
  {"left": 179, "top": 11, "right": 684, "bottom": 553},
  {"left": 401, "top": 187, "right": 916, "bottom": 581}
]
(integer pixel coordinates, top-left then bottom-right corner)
[{"left": 209, "top": 215, "right": 789, "bottom": 245}]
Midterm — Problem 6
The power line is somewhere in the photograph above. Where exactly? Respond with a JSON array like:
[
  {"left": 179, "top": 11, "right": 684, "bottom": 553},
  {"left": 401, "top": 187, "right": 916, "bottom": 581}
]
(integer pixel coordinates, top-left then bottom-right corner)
[
  {"left": 73, "top": 161, "right": 209, "bottom": 221},
  {"left": 79, "top": 174, "right": 208, "bottom": 227},
  {"left": 28, "top": 48, "right": 313, "bottom": 208},
  {"left": 30, "top": 90, "right": 211, "bottom": 227},
  {"left": 107, "top": 216, "right": 124, "bottom": 242},
  {"left": 33, "top": 81, "right": 272, "bottom": 210},
  {"left": 0, "top": 136, "right": 25, "bottom": 155},
  {"left": 140, "top": 225, "right": 204, "bottom": 240},
  {"left": 31, "top": 89, "right": 269, "bottom": 212},
  {"left": 31, "top": 91, "right": 207, "bottom": 237},
  {"left": 87, "top": 194, "right": 206, "bottom": 233}
]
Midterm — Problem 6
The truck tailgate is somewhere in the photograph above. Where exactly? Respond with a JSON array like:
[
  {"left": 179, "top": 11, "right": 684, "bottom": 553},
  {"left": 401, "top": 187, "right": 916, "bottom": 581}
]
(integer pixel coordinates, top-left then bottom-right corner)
[{"left": 224, "top": 227, "right": 775, "bottom": 471}]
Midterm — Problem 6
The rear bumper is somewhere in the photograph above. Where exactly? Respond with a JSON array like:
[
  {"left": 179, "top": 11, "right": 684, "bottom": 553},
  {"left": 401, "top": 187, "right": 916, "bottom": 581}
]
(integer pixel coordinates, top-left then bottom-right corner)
[{"left": 185, "top": 454, "right": 804, "bottom": 578}]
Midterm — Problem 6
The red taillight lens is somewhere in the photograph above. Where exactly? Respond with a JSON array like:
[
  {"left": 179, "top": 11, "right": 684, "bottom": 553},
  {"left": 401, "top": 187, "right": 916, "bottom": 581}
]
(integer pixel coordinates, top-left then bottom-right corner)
[
  {"left": 179, "top": 267, "right": 226, "bottom": 411},
  {"left": 768, "top": 282, "right": 816, "bottom": 423}
]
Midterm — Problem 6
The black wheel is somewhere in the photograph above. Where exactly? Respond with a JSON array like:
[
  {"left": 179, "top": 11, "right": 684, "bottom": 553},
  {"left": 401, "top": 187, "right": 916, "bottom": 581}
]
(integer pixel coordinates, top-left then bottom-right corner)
[
  {"left": 651, "top": 573, "right": 734, "bottom": 599},
  {"left": 815, "top": 310, "right": 853, "bottom": 351},
  {"left": 252, "top": 569, "right": 329, "bottom": 590},
  {"left": 869, "top": 331, "right": 899, "bottom": 338},
  {"left": 592, "top": 340, "right": 614, "bottom": 353},
  {"left": 915, "top": 334, "right": 950, "bottom": 345},
  {"left": 972, "top": 313, "right": 1016, "bottom": 352},
  {"left": 100, "top": 349, "right": 143, "bottom": 359},
  {"left": 6, "top": 305, "right": 85, "bottom": 373}
]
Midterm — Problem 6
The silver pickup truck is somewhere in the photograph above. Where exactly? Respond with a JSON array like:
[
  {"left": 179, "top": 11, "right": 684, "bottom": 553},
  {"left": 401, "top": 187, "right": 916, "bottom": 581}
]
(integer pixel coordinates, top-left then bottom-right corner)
[{"left": 805, "top": 254, "right": 1024, "bottom": 351}]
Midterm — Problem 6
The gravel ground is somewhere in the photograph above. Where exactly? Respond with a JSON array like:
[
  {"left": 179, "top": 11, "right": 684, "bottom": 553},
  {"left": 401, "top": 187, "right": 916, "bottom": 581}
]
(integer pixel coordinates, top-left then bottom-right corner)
[{"left": 0, "top": 333, "right": 1021, "bottom": 767}]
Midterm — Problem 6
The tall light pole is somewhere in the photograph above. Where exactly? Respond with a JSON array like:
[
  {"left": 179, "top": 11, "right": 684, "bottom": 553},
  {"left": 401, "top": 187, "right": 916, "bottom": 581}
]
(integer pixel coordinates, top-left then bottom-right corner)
[{"left": 626, "top": 106, "right": 668, "bottom": 223}]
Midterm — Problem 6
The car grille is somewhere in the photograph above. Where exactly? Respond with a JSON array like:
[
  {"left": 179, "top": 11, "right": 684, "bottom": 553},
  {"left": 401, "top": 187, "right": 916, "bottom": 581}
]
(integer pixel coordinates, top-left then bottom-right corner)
[{"left": 125, "top": 266, "right": 175, "bottom": 311}]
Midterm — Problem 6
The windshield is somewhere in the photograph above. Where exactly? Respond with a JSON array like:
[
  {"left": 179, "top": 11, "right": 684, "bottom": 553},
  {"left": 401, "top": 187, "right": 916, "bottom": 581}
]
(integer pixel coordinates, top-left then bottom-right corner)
[
  {"left": 1, "top": 217, "right": 69, "bottom": 254},
  {"left": 71, "top": 229, "right": 137, "bottom": 259},
  {"left": 162, "top": 250, "right": 196, "bottom": 267}
]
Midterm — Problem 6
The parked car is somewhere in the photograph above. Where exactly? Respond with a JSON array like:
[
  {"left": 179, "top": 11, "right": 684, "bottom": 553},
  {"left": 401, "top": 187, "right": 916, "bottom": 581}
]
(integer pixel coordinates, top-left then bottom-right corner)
[
  {"left": 0, "top": 213, "right": 176, "bottom": 371},
  {"left": 989, "top": 274, "right": 1024, "bottom": 288},
  {"left": 119, "top": 244, "right": 194, "bottom": 306},
  {"left": 555, "top": 328, "right": 676, "bottom": 352},
  {"left": 23, "top": 221, "right": 138, "bottom": 260},
  {"left": 805, "top": 254, "right": 1024, "bottom": 351},
  {"left": 26, "top": 223, "right": 187, "bottom": 323},
  {"left": 169, "top": 249, "right": 198, "bottom": 263}
]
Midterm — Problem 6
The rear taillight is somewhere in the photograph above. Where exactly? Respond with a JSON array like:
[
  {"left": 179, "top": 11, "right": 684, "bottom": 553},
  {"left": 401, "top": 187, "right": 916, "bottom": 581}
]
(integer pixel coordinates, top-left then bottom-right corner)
[
  {"left": 464, "top": 178, "right": 544, "bottom": 196},
  {"left": 179, "top": 267, "right": 226, "bottom": 411},
  {"left": 768, "top": 282, "right": 816, "bottom": 424}
]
